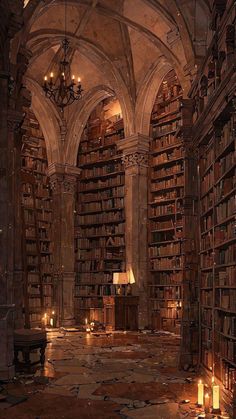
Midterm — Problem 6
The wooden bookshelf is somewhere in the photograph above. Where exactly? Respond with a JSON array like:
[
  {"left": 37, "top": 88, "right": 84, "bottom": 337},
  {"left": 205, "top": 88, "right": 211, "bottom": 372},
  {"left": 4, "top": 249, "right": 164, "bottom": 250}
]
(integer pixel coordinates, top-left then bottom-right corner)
[
  {"left": 74, "top": 99, "right": 127, "bottom": 324},
  {"left": 148, "top": 70, "right": 184, "bottom": 333},
  {"left": 199, "top": 106, "right": 236, "bottom": 392},
  {"left": 21, "top": 109, "right": 54, "bottom": 328}
]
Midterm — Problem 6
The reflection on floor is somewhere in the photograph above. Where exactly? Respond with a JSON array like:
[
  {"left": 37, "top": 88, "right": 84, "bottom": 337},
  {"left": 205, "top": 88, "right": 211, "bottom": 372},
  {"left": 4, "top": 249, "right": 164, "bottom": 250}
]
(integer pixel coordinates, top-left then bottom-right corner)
[{"left": 0, "top": 330, "right": 231, "bottom": 418}]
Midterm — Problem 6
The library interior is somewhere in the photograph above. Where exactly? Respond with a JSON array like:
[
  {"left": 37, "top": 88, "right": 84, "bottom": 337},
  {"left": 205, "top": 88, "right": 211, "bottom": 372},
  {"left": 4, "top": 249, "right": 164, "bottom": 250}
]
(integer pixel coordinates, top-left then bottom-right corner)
[{"left": 0, "top": 0, "right": 236, "bottom": 418}]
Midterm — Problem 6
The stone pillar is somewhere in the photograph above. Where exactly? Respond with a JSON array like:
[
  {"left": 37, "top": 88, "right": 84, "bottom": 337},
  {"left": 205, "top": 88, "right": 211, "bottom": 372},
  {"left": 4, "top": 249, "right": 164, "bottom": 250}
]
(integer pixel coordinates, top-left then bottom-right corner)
[
  {"left": 117, "top": 134, "right": 150, "bottom": 329},
  {"left": 48, "top": 163, "right": 81, "bottom": 326}
]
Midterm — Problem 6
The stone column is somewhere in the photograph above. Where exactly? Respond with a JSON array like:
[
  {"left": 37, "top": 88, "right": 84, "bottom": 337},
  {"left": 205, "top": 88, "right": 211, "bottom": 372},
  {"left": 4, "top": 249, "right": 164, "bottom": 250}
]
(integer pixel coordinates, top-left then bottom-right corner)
[
  {"left": 48, "top": 163, "right": 81, "bottom": 326},
  {"left": 117, "top": 134, "right": 150, "bottom": 329}
]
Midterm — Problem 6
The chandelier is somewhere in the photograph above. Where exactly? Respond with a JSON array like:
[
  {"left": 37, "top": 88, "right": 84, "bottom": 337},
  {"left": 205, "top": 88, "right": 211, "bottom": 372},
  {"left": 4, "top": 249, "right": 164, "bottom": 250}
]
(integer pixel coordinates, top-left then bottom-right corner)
[{"left": 43, "top": 38, "right": 83, "bottom": 112}]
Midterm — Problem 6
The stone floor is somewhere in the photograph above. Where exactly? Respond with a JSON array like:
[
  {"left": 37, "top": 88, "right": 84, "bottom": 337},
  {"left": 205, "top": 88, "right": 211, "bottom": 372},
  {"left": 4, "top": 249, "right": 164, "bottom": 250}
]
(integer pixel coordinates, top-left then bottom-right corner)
[{"left": 0, "top": 330, "right": 231, "bottom": 418}]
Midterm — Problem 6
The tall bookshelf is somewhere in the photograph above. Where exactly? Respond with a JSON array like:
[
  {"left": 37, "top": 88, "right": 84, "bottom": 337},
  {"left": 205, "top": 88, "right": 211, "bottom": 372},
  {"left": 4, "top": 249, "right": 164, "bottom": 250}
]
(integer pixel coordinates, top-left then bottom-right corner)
[
  {"left": 74, "top": 99, "right": 127, "bottom": 324},
  {"left": 148, "top": 70, "right": 184, "bottom": 333},
  {"left": 21, "top": 109, "right": 54, "bottom": 328},
  {"left": 199, "top": 105, "right": 236, "bottom": 393}
]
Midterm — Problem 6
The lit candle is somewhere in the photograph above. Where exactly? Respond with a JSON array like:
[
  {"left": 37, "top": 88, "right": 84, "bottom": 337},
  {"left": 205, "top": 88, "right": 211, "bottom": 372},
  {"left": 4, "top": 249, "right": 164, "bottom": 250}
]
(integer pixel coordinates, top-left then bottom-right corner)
[
  {"left": 205, "top": 393, "right": 210, "bottom": 414},
  {"left": 72, "top": 75, "right": 75, "bottom": 81},
  {"left": 78, "top": 77, "right": 81, "bottom": 84},
  {"left": 50, "top": 318, "right": 53, "bottom": 327},
  {"left": 212, "top": 376, "right": 220, "bottom": 412},
  {"left": 85, "top": 318, "right": 88, "bottom": 325},
  {"left": 198, "top": 380, "right": 204, "bottom": 406},
  {"left": 86, "top": 327, "right": 90, "bottom": 333},
  {"left": 50, "top": 72, "right": 53, "bottom": 78},
  {"left": 44, "top": 76, "right": 47, "bottom": 82},
  {"left": 42, "top": 312, "right": 47, "bottom": 327}
]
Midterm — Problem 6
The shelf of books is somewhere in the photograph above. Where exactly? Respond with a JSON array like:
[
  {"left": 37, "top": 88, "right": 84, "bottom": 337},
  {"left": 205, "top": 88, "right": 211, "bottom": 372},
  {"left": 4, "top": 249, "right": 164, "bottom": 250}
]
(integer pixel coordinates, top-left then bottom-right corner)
[
  {"left": 148, "top": 69, "right": 184, "bottom": 333},
  {"left": 74, "top": 99, "right": 127, "bottom": 323},
  {"left": 199, "top": 104, "right": 236, "bottom": 394},
  {"left": 21, "top": 109, "right": 54, "bottom": 328}
]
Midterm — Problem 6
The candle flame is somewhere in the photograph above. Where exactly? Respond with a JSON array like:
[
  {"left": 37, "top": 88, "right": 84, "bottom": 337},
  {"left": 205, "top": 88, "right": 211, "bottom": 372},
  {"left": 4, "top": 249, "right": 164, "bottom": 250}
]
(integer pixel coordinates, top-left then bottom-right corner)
[
  {"left": 205, "top": 393, "right": 209, "bottom": 398},
  {"left": 78, "top": 77, "right": 81, "bottom": 83},
  {"left": 50, "top": 72, "right": 53, "bottom": 78},
  {"left": 72, "top": 75, "right": 75, "bottom": 80},
  {"left": 44, "top": 76, "right": 47, "bottom": 81},
  {"left": 52, "top": 311, "right": 55, "bottom": 315}
]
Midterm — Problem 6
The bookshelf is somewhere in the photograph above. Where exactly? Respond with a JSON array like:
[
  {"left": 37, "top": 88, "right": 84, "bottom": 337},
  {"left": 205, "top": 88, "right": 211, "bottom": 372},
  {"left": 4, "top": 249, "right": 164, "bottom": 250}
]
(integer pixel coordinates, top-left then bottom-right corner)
[
  {"left": 199, "top": 106, "right": 236, "bottom": 393},
  {"left": 21, "top": 109, "right": 54, "bottom": 328},
  {"left": 148, "top": 70, "right": 184, "bottom": 333},
  {"left": 75, "top": 98, "right": 127, "bottom": 324}
]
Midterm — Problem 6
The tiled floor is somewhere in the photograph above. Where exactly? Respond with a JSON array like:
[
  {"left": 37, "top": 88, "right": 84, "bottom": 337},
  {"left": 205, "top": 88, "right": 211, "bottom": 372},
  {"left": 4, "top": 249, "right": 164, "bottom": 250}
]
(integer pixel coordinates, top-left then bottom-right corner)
[{"left": 0, "top": 330, "right": 231, "bottom": 418}]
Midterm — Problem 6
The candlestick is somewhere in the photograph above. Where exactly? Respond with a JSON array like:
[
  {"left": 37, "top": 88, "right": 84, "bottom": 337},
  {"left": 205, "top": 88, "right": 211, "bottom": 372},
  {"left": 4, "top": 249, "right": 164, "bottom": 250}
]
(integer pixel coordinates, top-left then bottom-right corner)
[
  {"left": 198, "top": 379, "right": 204, "bottom": 406},
  {"left": 205, "top": 393, "right": 210, "bottom": 414}
]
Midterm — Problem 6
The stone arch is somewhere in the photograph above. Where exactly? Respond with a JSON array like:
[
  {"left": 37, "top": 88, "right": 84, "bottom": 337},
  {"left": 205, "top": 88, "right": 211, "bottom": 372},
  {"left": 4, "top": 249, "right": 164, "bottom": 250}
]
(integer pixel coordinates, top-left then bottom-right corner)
[
  {"left": 135, "top": 59, "right": 190, "bottom": 136},
  {"left": 65, "top": 85, "right": 118, "bottom": 166},
  {"left": 26, "top": 77, "right": 62, "bottom": 165}
]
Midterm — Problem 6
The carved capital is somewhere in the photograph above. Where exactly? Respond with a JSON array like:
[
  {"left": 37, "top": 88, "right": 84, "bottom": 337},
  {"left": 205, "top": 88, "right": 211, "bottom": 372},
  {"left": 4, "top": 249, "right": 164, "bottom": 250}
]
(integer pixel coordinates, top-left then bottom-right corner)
[
  {"left": 48, "top": 163, "right": 81, "bottom": 194},
  {"left": 122, "top": 152, "right": 149, "bottom": 168}
]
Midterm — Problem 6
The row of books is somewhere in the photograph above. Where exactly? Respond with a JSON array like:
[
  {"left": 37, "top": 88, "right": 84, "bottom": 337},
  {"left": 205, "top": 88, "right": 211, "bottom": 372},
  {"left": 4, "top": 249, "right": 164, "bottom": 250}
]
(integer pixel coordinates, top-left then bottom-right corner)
[
  {"left": 80, "top": 162, "right": 122, "bottom": 178},
  {"left": 215, "top": 288, "right": 236, "bottom": 310},
  {"left": 76, "top": 236, "right": 125, "bottom": 248},
  {"left": 149, "top": 202, "right": 182, "bottom": 217},
  {"left": 78, "top": 148, "right": 120, "bottom": 165},
  {"left": 215, "top": 151, "right": 235, "bottom": 180},
  {"left": 150, "top": 271, "right": 182, "bottom": 285},
  {"left": 215, "top": 177, "right": 235, "bottom": 202},
  {"left": 152, "top": 163, "right": 183, "bottom": 179},
  {"left": 215, "top": 221, "right": 236, "bottom": 244},
  {"left": 151, "top": 256, "right": 183, "bottom": 270},
  {"left": 149, "top": 242, "right": 182, "bottom": 257},
  {"left": 77, "top": 248, "right": 124, "bottom": 260},
  {"left": 216, "top": 244, "right": 236, "bottom": 265},
  {"left": 155, "top": 82, "right": 181, "bottom": 104},
  {"left": 215, "top": 313, "right": 236, "bottom": 337},
  {"left": 201, "top": 307, "right": 212, "bottom": 327},
  {"left": 201, "top": 290, "right": 213, "bottom": 306},
  {"left": 150, "top": 189, "right": 183, "bottom": 202},
  {"left": 150, "top": 286, "right": 181, "bottom": 299},
  {"left": 75, "top": 284, "right": 126, "bottom": 298},
  {"left": 216, "top": 266, "right": 236, "bottom": 286},
  {"left": 79, "top": 186, "right": 124, "bottom": 203},
  {"left": 201, "top": 232, "right": 213, "bottom": 250},
  {"left": 151, "top": 230, "right": 179, "bottom": 243},
  {"left": 214, "top": 332, "right": 236, "bottom": 363},
  {"left": 76, "top": 273, "right": 113, "bottom": 283},
  {"left": 215, "top": 116, "right": 235, "bottom": 157},
  {"left": 79, "top": 134, "right": 121, "bottom": 152},
  {"left": 76, "top": 260, "right": 125, "bottom": 272},
  {"left": 151, "top": 135, "right": 181, "bottom": 152},
  {"left": 201, "top": 190, "right": 213, "bottom": 214},
  {"left": 215, "top": 194, "right": 235, "bottom": 223},
  {"left": 76, "top": 223, "right": 125, "bottom": 237},
  {"left": 152, "top": 119, "right": 180, "bottom": 137},
  {"left": 150, "top": 303, "right": 182, "bottom": 319},
  {"left": 201, "top": 214, "right": 213, "bottom": 232},
  {"left": 152, "top": 148, "right": 183, "bottom": 166},
  {"left": 199, "top": 144, "right": 214, "bottom": 174},
  {"left": 77, "top": 210, "right": 124, "bottom": 225},
  {"left": 78, "top": 197, "right": 124, "bottom": 213},
  {"left": 153, "top": 91, "right": 180, "bottom": 113},
  {"left": 151, "top": 176, "right": 184, "bottom": 190},
  {"left": 150, "top": 219, "right": 183, "bottom": 231},
  {"left": 78, "top": 176, "right": 124, "bottom": 192},
  {"left": 201, "top": 169, "right": 214, "bottom": 196}
]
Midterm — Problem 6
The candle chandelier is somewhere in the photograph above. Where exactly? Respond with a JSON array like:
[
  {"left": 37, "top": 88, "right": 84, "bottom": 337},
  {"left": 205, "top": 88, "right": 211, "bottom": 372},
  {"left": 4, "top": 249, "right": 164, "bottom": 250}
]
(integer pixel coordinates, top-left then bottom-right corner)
[{"left": 42, "top": 0, "right": 83, "bottom": 112}]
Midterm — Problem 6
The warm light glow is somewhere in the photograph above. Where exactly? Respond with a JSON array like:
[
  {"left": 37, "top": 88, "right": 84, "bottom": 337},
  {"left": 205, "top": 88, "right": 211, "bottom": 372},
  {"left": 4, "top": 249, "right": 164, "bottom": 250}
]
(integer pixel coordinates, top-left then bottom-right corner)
[
  {"left": 50, "top": 72, "right": 53, "bottom": 78},
  {"left": 86, "top": 327, "right": 90, "bottom": 333},
  {"left": 50, "top": 318, "right": 53, "bottom": 327},
  {"left": 212, "top": 376, "right": 214, "bottom": 383},
  {"left": 78, "top": 77, "right": 81, "bottom": 83},
  {"left": 62, "top": 72, "right": 65, "bottom": 77},
  {"left": 198, "top": 380, "right": 204, "bottom": 406},
  {"left": 85, "top": 318, "right": 88, "bottom": 325},
  {"left": 72, "top": 75, "right": 75, "bottom": 80},
  {"left": 52, "top": 311, "right": 55, "bottom": 315},
  {"left": 44, "top": 76, "right": 47, "bottom": 81},
  {"left": 44, "top": 313, "right": 47, "bottom": 319}
]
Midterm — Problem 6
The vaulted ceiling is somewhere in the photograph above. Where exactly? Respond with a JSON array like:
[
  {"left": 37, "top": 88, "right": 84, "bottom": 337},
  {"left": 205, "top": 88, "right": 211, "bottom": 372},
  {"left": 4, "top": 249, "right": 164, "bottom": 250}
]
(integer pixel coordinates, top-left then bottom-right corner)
[{"left": 17, "top": 0, "right": 211, "bottom": 164}]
